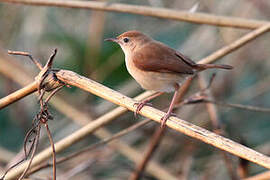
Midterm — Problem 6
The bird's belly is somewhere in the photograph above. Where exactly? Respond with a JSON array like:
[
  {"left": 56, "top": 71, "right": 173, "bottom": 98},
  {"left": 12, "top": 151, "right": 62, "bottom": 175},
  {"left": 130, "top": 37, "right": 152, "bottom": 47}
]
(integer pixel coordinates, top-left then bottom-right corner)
[{"left": 126, "top": 61, "right": 187, "bottom": 92}]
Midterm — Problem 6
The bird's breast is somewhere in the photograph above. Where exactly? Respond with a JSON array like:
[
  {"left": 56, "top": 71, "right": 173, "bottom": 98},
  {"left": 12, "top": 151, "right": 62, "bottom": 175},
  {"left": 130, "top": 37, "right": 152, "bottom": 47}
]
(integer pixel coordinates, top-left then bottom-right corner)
[{"left": 125, "top": 56, "right": 187, "bottom": 92}]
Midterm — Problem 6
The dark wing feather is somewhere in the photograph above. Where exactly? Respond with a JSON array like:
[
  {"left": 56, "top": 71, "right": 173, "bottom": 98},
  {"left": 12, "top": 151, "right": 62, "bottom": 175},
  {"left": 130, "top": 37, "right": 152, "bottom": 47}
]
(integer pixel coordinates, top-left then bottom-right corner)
[{"left": 133, "top": 41, "right": 195, "bottom": 74}]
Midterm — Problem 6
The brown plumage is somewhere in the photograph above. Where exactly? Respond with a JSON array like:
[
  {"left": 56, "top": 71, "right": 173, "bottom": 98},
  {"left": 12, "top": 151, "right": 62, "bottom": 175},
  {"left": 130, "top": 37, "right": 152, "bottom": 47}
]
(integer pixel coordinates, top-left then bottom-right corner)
[
  {"left": 117, "top": 30, "right": 232, "bottom": 75},
  {"left": 105, "top": 30, "right": 233, "bottom": 126}
]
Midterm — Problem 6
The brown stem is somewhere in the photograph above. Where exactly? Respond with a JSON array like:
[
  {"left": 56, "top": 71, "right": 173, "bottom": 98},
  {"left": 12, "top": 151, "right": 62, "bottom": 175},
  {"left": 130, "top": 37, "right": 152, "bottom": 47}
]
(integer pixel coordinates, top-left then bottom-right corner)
[
  {"left": 129, "top": 127, "right": 166, "bottom": 180},
  {"left": 18, "top": 125, "right": 41, "bottom": 180},
  {"left": 26, "top": 119, "right": 152, "bottom": 176},
  {"left": 129, "top": 78, "right": 192, "bottom": 180},
  {"left": 0, "top": 0, "right": 269, "bottom": 29},
  {"left": 44, "top": 122, "right": 56, "bottom": 180},
  {"left": 0, "top": 81, "right": 38, "bottom": 109}
]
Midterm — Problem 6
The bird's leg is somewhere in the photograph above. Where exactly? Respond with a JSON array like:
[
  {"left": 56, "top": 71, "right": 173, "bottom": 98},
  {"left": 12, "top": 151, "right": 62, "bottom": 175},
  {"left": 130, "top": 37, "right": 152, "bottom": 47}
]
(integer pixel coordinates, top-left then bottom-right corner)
[
  {"left": 161, "top": 84, "right": 180, "bottom": 127},
  {"left": 134, "top": 91, "right": 164, "bottom": 117}
]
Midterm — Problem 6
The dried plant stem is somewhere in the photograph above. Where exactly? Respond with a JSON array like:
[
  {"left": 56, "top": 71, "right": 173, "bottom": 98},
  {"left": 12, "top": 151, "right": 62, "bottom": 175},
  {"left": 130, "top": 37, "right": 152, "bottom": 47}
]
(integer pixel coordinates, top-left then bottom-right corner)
[
  {"left": 0, "top": 147, "right": 15, "bottom": 163},
  {"left": 7, "top": 50, "right": 42, "bottom": 70},
  {"left": 130, "top": 77, "right": 193, "bottom": 180},
  {"left": 129, "top": 127, "right": 166, "bottom": 180},
  {"left": 205, "top": 100, "right": 270, "bottom": 112},
  {"left": 128, "top": 24, "right": 270, "bottom": 179},
  {"left": 0, "top": 52, "right": 176, "bottom": 180},
  {"left": 245, "top": 171, "right": 270, "bottom": 180},
  {"left": 198, "top": 76, "right": 239, "bottom": 180},
  {"left": 4, "top": 91, "right": 178, "bottom": 180},
  {"left": 0, "top": 81, "right": 38, "bottom": 109},
  {"left": 198, "top": 76, "right": 220, "bottom": 129},
  {"left": 18, "top": 125, "right": 40, "bottom": 180},
  {"left": 0, "top": 0, "right": 269, "bottom": 29},
  {"left": 44, "top": 123, "right": 56, "bottom": 180},
  {"left": 199, "top": 23, "right": 270, "bottom": 64},
  {"left": 53, "top": 69, "right": 270, "bottom": 168},
  {"left": 26, "top": 119, "right": 152, "bottom": 176}
]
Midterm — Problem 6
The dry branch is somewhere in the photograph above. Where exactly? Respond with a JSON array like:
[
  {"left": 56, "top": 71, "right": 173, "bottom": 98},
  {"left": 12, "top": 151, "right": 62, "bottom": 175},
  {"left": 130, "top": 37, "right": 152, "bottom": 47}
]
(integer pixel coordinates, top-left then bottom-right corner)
[
  {"left": 3, "top": 89, "right": 178, "bottom": 180},
  {"left": 129, "top": 76, "right": 194, "bottom": 180},
  {"left": 0, "top": 53, "right": 176, "bottom": 180},
  {"left": 199, "top": 24, "right": 270, "bottom": 64},
  {"left": 4, "top": 67, "right": 270, "bottom": 179},
  {"left": 0, "top": 81, "right": 38, "bottom": 109},
  {"left": 27, "top": 119, "right": 152, "bottom": 176},
  {"left": 0, "top": 0, "right": 269, "bottom": 29},
  {"left": 245, "top": 171, "right": 270, "bottom": 180},
  {"left": 55, "top": 69, "right": 270, "bottom": 168},
  {"left": 198, "top": 76, "right": 239, "bottom": 180},
  {"left": 127, "top": 23, "right": 270, "bottom": 179}
]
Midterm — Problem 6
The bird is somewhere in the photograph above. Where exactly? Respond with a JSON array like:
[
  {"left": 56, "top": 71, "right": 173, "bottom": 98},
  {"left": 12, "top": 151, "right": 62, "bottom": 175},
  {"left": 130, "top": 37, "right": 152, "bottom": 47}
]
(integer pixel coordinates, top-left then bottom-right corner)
[{"left": 105, "top": 30, "right": 232, "bottom": 127}]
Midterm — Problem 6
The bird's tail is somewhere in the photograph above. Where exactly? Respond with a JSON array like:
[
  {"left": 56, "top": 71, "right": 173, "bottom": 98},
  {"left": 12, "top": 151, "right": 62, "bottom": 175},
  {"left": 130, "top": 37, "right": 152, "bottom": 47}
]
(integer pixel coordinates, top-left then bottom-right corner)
[{"left": 194, "top": 63, "right": 233, "bottom": 71}]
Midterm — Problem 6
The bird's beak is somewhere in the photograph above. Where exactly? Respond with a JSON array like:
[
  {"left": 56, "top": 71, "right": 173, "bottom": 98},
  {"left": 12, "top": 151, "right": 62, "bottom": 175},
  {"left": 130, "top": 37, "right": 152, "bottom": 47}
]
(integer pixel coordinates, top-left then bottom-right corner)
[{"left": 104, "top": 38, "right": 119, "bottom": 43}]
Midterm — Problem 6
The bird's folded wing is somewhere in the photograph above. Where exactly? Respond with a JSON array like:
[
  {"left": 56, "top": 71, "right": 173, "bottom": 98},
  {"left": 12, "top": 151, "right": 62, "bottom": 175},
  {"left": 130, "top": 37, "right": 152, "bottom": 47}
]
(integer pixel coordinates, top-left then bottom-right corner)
[{"left": 133, "top": 42, "right": 195, "bottom": 74}]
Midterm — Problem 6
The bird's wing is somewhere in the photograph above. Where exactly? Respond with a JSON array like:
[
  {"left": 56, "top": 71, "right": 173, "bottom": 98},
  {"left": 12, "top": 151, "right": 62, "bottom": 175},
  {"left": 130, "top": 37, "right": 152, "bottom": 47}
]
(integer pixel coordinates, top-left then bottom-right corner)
[{"left": 133, "top": 41, "right": 195, "bottom": 74}]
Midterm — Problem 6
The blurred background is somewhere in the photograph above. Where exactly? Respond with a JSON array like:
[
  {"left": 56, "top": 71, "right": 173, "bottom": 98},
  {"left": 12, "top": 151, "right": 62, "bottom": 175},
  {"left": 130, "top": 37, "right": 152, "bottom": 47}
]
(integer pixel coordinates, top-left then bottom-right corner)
[{"left": 1, "top": 0, "right": 270, "bottom": 179}]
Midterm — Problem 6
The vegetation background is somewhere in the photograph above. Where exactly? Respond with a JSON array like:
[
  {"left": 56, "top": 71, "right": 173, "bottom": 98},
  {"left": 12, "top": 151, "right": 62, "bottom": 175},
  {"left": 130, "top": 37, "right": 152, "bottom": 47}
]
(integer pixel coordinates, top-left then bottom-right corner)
[{"left": 0, "top": 0, "right": 270, "bottom": 179}]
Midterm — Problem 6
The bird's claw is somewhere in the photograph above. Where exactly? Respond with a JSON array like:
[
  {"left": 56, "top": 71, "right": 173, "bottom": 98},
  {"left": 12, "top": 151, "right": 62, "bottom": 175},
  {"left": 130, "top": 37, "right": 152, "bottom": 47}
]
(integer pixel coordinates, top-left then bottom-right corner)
[
  {"left": 133, "top": 101, "right": 152, "bottom": 118},
  {"left": 160, "top": 112, "right": 176, "bottom": 127}
]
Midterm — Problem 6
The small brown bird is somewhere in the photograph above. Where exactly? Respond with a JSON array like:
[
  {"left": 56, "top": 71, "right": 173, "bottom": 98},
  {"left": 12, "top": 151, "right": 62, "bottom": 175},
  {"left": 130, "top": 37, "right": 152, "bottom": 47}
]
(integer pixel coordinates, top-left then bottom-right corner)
[{"left": 105, "top": 30, "right": 232, "bottom": 127}]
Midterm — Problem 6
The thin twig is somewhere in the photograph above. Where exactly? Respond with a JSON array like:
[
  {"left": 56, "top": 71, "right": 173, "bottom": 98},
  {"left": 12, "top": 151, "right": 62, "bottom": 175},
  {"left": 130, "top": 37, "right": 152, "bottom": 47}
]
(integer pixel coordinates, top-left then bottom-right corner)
[
  {"left": 44, "top": 85, "right": 65, "bottom": 103},
  {"left": 244, "top": 171, "right": 270, "bottom": 180},
  {"left": 0, "top": 81, "right": 39, "bottom": 109},
  {"left": 0, "top": 123, "right": 39, "bottom": 180},
  {"left": 58, "top": 158, "right": 96, "bottom": 180},
  {"left": 26, "top": 119, "right": 152, "bottom": 176},
  {"left": 199, "top": 24, "right": 270, "bottom": 65},
  {"left": 129, "top": 77, "right": 193, "bottom": 180},
  {"left": 3, "top": 88, "right": 178, "bottom": 180},
  {"left": 55, "top": 69, "right": 270, "bottom": 168},
  {"left": 44, "top": 123, "right": 56, "bottom": 180},
  {"left": 198, "top": 76, "right": 239, "bottom": 180},
  {"left": 8, "top": 50, "right": 43, "bottom": 70},
  {"left": 183, "top": 97, "right": 270, "bottom": 113},
  {"left": 0, "top": 60, "right": 175, "bottom": 180},
  {"left": 23, "top": 123, "right": 40, "bottom": 158},
  {"left": 130, "top": 127, "right": 166, "bottom": 180},
  {"left": 1, "top": 49, "right": 62, "bottom": 179},
  {"left": 0, "top": 0, "right": 269, "bottom": 29},
  {"left": 18, "top": 125, "right": 40, "bottom": 180},
  {"left": 0, "top": 49, "right": 61, "bottom": 110},
  {"left": 205, "top": 99, "right": 270, "bottom": 113},
  {"left": 0, "top": 147, "right": 15, "bottom": 163}
]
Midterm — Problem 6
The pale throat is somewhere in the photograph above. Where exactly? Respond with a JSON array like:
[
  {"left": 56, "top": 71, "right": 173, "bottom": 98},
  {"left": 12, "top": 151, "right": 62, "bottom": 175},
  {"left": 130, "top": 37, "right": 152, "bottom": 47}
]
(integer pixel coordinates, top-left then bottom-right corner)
[{"left": 120, "top": 45, "right": 132, "bottom": 67}]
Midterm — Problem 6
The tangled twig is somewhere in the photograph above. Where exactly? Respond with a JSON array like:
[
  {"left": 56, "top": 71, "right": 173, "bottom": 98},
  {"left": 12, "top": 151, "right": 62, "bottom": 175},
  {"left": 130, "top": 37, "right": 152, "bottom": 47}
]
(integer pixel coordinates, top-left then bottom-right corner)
[{"left": 1, "top": 49, "right": 65, "bottom": 180}]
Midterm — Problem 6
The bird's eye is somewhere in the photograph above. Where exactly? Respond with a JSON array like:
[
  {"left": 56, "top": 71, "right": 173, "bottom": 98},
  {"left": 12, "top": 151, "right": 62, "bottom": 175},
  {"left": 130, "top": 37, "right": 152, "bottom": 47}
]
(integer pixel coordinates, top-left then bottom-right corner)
[{"left": 123, "top": 38, "right": 129, "bottom": 43}]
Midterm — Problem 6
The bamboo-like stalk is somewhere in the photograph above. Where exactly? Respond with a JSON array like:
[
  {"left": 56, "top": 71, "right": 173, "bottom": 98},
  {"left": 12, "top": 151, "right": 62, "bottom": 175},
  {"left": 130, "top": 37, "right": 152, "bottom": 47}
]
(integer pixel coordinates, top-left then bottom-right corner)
[
  {"left": 199, "top": 24, "right": 270, "bottom": 64},
  {"left": 4, "top": 68, "right": 270, "bottom": 178},
  {"left": 0, "top": 81, "right": 38, "bottom": 109},
  {"left": 0, "top": 147, "right": 15, "bottom": 163},
  {"left": 3, "top": 90, "right": 179, "bottom": 180},
  {"left": 0, "top": 54, "right": 177, "bottom": 180},
  {"left": 56, "top": 69, "right": 270, "bottom": 167},
  {"left": 198, "top": 76, "right": 239, "bottom": 180},
  {"left": 129, "top": 76, "right": 193, "bottom": 180},
  {"left": 0, "top": 0, "right": 268, "bottom": 29},
  {"left": 245, "top": 171, "right": 270, "bottom": 180}
]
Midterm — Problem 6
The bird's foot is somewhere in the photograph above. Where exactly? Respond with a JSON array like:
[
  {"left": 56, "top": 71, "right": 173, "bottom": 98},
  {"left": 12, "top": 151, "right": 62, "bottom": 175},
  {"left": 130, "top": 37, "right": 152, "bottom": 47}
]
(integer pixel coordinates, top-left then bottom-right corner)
[
  {"left": 134, "top": 101, "right": 152, "bottom": 118},
  {"left": 160, "top": 112, "right": 177, "bottom": 127}
]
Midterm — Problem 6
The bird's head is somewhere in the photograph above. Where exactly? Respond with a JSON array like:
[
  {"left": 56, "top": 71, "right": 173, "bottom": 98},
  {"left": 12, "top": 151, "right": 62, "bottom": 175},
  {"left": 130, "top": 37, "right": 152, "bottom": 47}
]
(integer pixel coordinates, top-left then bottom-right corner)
[{"left": 105, "top": 30, "right": 151, "bottom": 55}]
